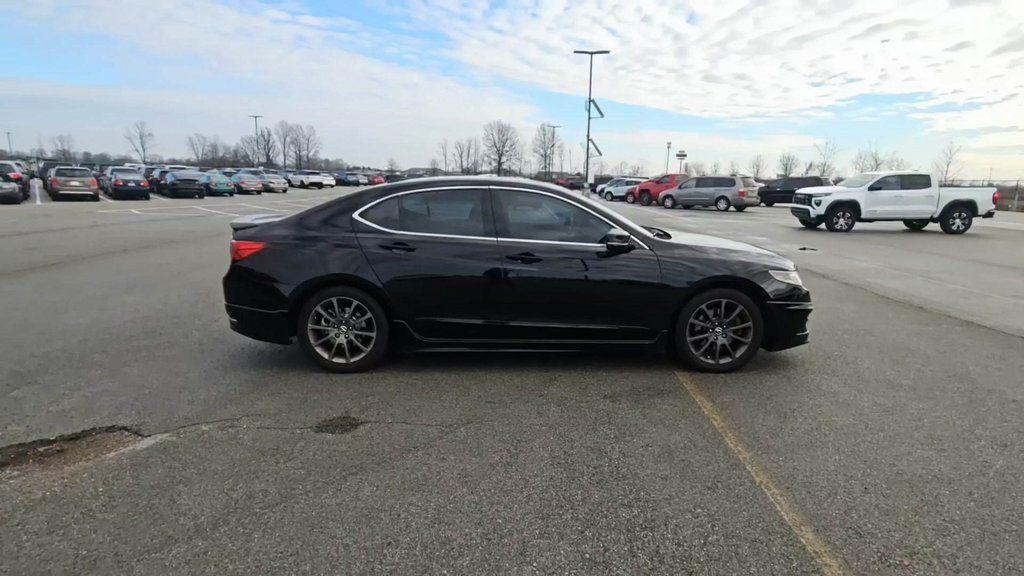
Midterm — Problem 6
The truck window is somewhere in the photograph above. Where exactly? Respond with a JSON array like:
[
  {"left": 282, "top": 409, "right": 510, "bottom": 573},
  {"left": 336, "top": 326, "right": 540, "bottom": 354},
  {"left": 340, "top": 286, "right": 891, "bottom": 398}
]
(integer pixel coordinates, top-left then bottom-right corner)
[
  {"left": 872, "top": 175, "right": 900, "bottom": 190},
  {"left": 900, "top": 175, "right": 931, "bottom": 190}
]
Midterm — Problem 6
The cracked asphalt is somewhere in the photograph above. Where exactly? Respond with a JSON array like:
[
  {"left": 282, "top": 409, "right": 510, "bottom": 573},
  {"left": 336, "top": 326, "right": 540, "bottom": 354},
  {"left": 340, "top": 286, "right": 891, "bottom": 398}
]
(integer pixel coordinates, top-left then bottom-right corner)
[{"left": 2, "top": 189, "right": 1023, "bottom": 575}]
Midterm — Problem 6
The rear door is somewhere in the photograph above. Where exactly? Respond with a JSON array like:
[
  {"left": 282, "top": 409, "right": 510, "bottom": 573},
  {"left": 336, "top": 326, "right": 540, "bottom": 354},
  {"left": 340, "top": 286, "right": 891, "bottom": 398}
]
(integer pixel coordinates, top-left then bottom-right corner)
[
  {"left": 490, "top": 186, "right": 664, "bottom": 342},
  {"left": 898, "top": 174, "right": 937, "bottom": 218},
  {"left": 354, "top": 187, "right": 504, "bottom": 340}
]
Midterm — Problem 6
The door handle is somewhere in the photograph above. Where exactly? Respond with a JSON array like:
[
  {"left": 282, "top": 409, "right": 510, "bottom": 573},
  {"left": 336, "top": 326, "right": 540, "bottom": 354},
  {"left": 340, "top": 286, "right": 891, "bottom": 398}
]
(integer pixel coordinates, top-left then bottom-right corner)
[
  {"left": 506, "top": 252, "right": 542, "bottom": 264},
  {"left": 379, "top": 241, "right": 415, "bottom": 253}
]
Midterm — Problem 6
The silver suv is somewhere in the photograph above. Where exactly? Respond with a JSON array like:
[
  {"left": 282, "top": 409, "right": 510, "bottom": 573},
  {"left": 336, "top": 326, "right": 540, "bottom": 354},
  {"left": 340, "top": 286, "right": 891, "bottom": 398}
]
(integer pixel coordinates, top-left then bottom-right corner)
[
  {"left": 659, "top": 175, "right": 761, "bottom": 212},
  {"left": 599, "top": 177, "right": 645, "bottom": 201}
]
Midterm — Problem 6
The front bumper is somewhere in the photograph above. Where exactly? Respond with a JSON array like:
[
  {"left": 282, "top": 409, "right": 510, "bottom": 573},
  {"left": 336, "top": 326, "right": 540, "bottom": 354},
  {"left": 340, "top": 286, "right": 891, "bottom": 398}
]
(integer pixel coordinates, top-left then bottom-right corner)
[
  {"left": 761, "top": 298, "right": 812, "bottom": 351},
  {"left": 790, "top": 205, "right": 821, "bottom": 221}
]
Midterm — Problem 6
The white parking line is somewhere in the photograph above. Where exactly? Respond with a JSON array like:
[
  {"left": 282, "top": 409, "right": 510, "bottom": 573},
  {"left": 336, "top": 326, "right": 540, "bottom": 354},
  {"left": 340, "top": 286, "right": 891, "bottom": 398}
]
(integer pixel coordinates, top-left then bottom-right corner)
[
  {"left": 193, "top": 205, "right": 242, "bottom": 217},
  {"left": 238, "top": 203, "right": 288, "bottom": 212}
]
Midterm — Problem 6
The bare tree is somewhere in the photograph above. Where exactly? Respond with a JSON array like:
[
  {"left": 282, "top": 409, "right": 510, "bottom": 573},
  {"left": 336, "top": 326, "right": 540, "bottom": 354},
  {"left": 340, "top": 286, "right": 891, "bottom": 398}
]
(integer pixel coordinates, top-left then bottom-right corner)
[
  {"left": 748, "top": 154, "right": 767, "bottom": 179},
  {"left": 814, "top": 138, "right": 839, "bottom": 177},
  {"left": 453, "top": 137, "right": 480, "bottom": 174},
  {"left": 934, "top": 142, "right": 963, "bottom": 184},
  {"left": 886, "top": 155, "right": 908, "bottom": 170},
  {"left": 777, "top": 153, "right": 799, "bottom": 177},
  {"left": 256, "top": 127, "right": 277, "bottom": 167},
  {"left": 428, "top": 158, "right": 440, "bottom": 175},
  {"left": 531, "top": 125, "right": 560, "bottom": 178},
  {"left": 123, "top": 122, "right": 154, "bottom": 163},
  {"left": 273, "top": 121, "right": 294, "bottom": 169},
  {"left": 728, "top": 160, "right": 740, "bottom": 175},
  {"left": 438, "top": 139, "right": 450, "bottom": 174},
  {"left": 185, "top": 133, "right": 209, "bottom": 164},
  {"left": 482, "top": 120, "right": 521, "bottom": 176},
  {"left": 50, "top": 134, "right": 77, "bottom": 162},
  {"left": 801, "top": 161, "right": 816, "bottom": 176},
  {"left": 690, "top": 162, "right": 707, "bottom": 176},
  {"left": 710, "top": 160, "right": 721, "bottom": 174},
  {"left": 851, "top": 142, "right": 886, "bottom": 172},
  {"left": 386, "top": 158, "right": 400, "bottom": 172},
  {"left": 237, "top": 135, "right": 259, "bottom": 165}
]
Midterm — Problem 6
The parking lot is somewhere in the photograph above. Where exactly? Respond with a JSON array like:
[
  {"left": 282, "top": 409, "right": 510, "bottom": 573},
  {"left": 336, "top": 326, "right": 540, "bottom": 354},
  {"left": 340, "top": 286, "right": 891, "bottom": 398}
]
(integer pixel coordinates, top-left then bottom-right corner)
[{"left": 2, "top": 182, "right": 1023, "bottom": 575}]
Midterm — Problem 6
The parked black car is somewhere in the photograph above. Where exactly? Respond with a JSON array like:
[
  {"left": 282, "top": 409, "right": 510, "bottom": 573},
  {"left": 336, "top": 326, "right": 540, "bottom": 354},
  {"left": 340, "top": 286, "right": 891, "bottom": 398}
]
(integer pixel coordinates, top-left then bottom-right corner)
[
  {"left": 163, "top": 170, "right": 206, "bottom": 198},
  {"left": 106, "top": 169, "right": 150, "bottom": 200},
  {"left": 758, "top": 176, "right": 833, "bottom": 206},
  {"left": 224, "top": 177, "right": 811, "bottom": 373},
  {"left": 0, "top": 161, "right": 30, "bottom": 201}
]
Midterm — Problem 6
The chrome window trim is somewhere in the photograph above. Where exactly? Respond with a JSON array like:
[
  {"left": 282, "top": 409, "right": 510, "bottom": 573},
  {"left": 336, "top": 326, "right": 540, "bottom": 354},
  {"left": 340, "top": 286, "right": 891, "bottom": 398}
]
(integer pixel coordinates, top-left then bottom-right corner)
[{"left": 352, "top": 184, "right": 650, "bottom": 250}]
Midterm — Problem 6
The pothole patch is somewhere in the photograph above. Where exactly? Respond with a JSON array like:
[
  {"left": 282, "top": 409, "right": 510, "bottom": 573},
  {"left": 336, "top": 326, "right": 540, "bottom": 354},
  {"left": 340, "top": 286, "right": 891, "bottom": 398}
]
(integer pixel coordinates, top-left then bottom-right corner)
[
  {"left": 312, "top": 415, "right": 365, "bottom": 435},
  {"left": 0, "top": 426, "right": 143, "bottom": 473}
]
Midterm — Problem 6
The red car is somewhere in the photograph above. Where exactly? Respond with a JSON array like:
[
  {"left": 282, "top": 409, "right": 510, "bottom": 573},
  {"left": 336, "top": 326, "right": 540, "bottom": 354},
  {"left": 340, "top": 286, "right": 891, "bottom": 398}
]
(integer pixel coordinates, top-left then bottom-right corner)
[
  {"left": 369, "top": 175, "right": 385, "bottom": 185},
  {"left": 627, "top": 174, "right": 687, "bottom": 206}
]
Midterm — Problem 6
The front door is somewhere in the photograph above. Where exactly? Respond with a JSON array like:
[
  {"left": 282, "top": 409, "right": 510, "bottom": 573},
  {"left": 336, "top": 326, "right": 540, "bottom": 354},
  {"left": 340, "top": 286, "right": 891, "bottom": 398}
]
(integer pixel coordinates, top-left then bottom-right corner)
[
  {"left": 489, "top": 187, "right": 665, "bottom": 342},
  {"left": 862, "top": 175, "right": 902, "bottom": 218},
  {"left": 354, "top": 187, "right": 504, "bottom": 340}
]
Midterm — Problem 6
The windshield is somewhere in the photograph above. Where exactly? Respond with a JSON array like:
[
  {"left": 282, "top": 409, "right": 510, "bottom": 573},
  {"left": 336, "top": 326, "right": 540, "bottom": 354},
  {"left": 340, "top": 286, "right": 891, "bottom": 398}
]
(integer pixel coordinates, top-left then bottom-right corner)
[
  {"left": 55, "top": 168, "right": 92, "bottom": 178},
  {"left": 838, "top": 173, "right": 876, "bottom": 188}
]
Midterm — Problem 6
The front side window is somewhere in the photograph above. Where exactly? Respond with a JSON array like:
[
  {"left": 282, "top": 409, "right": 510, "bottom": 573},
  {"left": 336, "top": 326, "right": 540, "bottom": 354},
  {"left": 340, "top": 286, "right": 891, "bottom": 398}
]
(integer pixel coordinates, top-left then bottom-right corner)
[
  {"left": 656, "top": 175, "right": 670, "bottom": 184},
  {"left": 678, "top": 179, "right": 696, "bottom": 189},
  {"left": 360, "top": 188, "right": 490, "bottom": 237},
  {"left": 872, "top": 175, "right": 900, "bottom": 190},
  {"left": 495, "top": 190, "right": 613, "bottom": 244}
]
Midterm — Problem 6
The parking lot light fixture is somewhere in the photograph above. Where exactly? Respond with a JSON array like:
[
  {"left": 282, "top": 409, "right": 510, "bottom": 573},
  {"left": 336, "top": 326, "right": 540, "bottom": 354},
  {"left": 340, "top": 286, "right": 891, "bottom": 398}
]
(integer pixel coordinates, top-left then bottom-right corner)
[{"left": 573, "top": 49, "right": 610, "bottom": 192}]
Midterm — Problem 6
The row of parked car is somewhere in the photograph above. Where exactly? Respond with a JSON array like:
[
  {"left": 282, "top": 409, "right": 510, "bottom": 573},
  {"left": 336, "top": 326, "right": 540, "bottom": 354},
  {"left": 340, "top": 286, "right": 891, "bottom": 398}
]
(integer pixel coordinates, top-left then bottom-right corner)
[{"left": 594, "top": 174, "right": 834, "bottom": 212}]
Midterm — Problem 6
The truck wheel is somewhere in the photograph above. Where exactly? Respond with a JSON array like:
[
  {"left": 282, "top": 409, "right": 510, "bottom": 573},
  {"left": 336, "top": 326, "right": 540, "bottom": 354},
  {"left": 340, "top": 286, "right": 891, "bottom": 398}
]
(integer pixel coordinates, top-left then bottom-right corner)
[
  {"left": 625, "top": 192, "right": 636, "bottom": 204},
  {"left": 639, "top": 192, "right": 652, "bottom": 206},
  {"left": 799, "top": 219, "right": 821, "bottom": 229},
  {"left": 715, "top": 196, "right": 731, "bottom": 211},
  {"left": 674, "top": 288, "right": 763, "bottom": 373},
  {"left": 824, "top": 205, "right": 856, "bottom": 232},
  {"left": 661, "top": 195, "right": 676, "bottom": 209},
  {"left": 940, "top": 205, "right": 973, "bottom": 234},
  {"left": 903, "top": 220, "right": 929, "bottom": 231}
]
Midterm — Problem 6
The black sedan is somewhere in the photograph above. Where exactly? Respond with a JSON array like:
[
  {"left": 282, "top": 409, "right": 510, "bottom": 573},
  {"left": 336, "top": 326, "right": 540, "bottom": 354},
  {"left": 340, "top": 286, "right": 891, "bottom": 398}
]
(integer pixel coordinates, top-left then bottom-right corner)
[
  {"left": 223, "top": 177, "right": 811, "bottom": 373},
  {"left": 163, "top": 171, "right": 206, "bottom": 198}
]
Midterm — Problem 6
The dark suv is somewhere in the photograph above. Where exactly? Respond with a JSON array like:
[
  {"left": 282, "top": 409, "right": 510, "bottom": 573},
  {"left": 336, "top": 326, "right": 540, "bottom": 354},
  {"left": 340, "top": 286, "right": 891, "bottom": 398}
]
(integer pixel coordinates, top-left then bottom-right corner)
[{"left": 758, "top": 176, "right": 833, "bottom": 206}]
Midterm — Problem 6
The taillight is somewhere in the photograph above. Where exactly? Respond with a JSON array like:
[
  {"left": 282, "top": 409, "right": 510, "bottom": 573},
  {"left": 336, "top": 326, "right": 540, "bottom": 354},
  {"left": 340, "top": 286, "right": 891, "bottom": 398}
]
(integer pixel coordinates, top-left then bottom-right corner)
[
  {"left": 114, "top": 179, "right": 124, "bottom": 186},
  {"left": 993, "top": 191, "right": 1000, "bottom": 205},
  {"left": 9, "top": 172, "right": 22, "bottom": 181},
  {"left": 230, "top": 240, "right": 266, "bottom": 262},
  {"left": 90, "top": 178, "right": 99, "bottom": 189},
  {"left": 50, "top": 178, "right": 60, "bottom": 187},
  {"left": 738, "top": 188, "right": 747, "bottom": 197},
  {"left": 139, "top": 180, "right": 149, "bottom": 187}
]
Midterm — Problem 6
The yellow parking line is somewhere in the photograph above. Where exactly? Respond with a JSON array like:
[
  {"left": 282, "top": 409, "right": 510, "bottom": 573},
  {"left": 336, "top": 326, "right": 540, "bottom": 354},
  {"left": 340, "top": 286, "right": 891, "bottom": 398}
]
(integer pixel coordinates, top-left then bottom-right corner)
[{"left": 674, "top": 371, "right": 849, "bottom": 576}]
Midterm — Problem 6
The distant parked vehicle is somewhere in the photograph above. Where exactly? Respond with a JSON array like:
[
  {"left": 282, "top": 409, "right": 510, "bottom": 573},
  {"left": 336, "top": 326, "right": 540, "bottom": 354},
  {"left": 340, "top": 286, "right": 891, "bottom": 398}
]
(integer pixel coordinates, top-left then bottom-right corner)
[
  {"left": 758, "top": 176, "right": 833, "bottom": 206},
  {"left": 629, "top": 174, "right": 687, "bottom": 205},
  {"left": 200, "top": 173, "right": 235, "bottom": 197},
  {"left": 383, "top": 174, "right": 405, "bottom": 183},
  {"left": 105, "top": 168, "right": 150, "bottom": 200},
  {"left": 38, "top": 161, "right": 69, "bottom": 191},
  {"left": 0, "top": 168, "right": 25, "bottom": 204},
  {"left": 101, "top": 166, "right": 142, "bottom": 193},
  {"left": 365, "top": 175, "right": 382, "bottom": 185},
  {"left": 554, "top": 177, "right": 584, "bottom": 190},
  {"left": 48, "top": 166, "right": 100, "bottom": 201},
  {"left": 163, "top": 170, "right": 206, "bottom": 199},
  {"left": 0, "top": 161, "right": 30, "bottom": 201},
  {"left": 790, "top": 171, "right": 997, "bottom": 234},
  {"left": 259, "top": 172, "right": 289, "bottom": 193},
  {"left": 319, "top": 173, "right": 336, "bottom": 187},
  {"left": 231, "top": 173, "right": 264, "bottom": 195},
  {"left": 660, "top": 175, "right": 761, "bottom": 211},
  {"left": 288, "top": 170, "right": 325, "bottom": 189},
  {"left": 600, "top": 178, "right": 645, "bottom": 201}
]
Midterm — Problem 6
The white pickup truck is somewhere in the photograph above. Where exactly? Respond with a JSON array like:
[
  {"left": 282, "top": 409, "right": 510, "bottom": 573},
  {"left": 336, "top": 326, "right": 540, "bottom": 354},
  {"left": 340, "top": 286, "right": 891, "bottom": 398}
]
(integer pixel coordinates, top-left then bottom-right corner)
[{"left": 789, "top": 171, "right": 997, "bottom": 234}]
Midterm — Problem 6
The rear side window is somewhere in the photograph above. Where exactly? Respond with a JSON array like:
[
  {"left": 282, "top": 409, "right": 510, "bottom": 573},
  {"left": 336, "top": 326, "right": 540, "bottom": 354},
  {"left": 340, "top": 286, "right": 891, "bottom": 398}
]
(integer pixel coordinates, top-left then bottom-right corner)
[
  {"left": 360, "top": 189, "right": 490, "bottom": 237},
  {"left": 495, "top": 190, "right": 612, "bottom": 244},
  {"left": 695, "top": 177, "right": 713, "bottom": 188},
  {"left": 714, "top": 177, "right": 735, "bottom": 187},
  {"left": 900, "top": 175, "right": 931, "bottom": 190},
  {"left": 741, "top": 177, "right": 758, "bottom": 188}
]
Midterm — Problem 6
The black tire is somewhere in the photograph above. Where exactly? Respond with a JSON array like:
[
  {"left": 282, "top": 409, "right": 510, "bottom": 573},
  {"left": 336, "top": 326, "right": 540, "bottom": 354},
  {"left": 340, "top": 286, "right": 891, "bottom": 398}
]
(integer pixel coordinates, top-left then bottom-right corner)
[
  {"left": 197, "top": 192, "right": 205, "bottom": 199},
  {"left": 662, "top": 195, "right": 676, "bottom": 209},
  {"left": 625, "top": 193, "right": 636, "bottom": 204},
  {"left": 92, "top": 193, "right": 101, "bottom": 202},
  {"left": 764, "top": 201, "right": 775, "bottom": 207},
  {"left": 639, "top": 192, "right": 652, "bottom": 206},
  {"left": 681, "top": 205, "right": 693, "bottom": 209},
  {"left": 824, "top": 204, "right": 857, "bottom": 232},
  {"left": 297, "top": 286, "right": 390, "bottom": 373},
  {"left": 674, "top": 288, "right": 763, "bottom": 373},
  {"left": 604, "top": 192, "right": 614, "bottom": 201},
  {"left": 714, "top": 196, "right": 731, "bottom": 211},
  {"left": 903, "top": 220, "right": 929, "bottom": 231},
  {"left": 799, "top": 219, "right": 821, "bottom": 229},
  {"left": 143, "top": 194, "right": 151, "bottom": 200},
  {"left": 939, "top": 205, "right": 973, "bottom": 234},
  {"left": 734, "top": 205, "right": 747, "bottom": 212}
]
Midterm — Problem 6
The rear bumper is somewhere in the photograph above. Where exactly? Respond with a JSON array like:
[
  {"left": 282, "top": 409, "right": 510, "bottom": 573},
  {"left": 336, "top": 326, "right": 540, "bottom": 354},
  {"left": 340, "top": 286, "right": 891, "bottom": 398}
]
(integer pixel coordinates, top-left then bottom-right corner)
[
  {"left": 110, "top": 185, "right": 148, "bottom": 197},
  {"left": 225, "top": 303, "right": 292, "bottom": 345},
  {"left": 762, "top": 299, "right": 812, "bottom": 352},
  {"left": 738, "top": 196, "right": 760, "bottom": 207}
]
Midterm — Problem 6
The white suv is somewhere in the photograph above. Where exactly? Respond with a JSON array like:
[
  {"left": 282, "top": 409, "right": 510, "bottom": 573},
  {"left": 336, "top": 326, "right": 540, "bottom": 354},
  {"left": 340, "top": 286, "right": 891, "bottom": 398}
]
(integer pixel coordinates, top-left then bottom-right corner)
[{"left": 287, "top": 170, "right": 326, "bottom": 189}]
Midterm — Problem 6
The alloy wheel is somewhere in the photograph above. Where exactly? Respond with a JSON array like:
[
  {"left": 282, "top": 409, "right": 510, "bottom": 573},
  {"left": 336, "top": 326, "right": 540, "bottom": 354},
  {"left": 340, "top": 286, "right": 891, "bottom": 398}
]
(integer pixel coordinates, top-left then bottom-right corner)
[
  {"left": 663, "top": 196, "right": 676, "bottom": 209},
  {"left": 949, "top": 210, "right": 970, "bottom": 232},
  {"left": 306, "top": 297, "right": 377, "bottom": 364},
  {"left": 685, "top": 299, "right": 754, "bottom": 366},
  {"left": 832, "top": 210, "right": 853, "bottom": 231},
  {"left": 715, "top": 197, "right": 730, "bottom": 211}
]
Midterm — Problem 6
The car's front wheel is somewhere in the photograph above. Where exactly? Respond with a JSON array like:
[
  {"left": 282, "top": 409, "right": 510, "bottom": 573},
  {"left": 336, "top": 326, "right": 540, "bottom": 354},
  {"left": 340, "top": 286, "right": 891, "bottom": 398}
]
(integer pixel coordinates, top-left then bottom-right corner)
[
  {"left": 625, "top": 193, "right": 636, "bottom": 204},
  {"left": 763, "top": 200, "right": 775, "bottom": 207},
  {"left": 662, "top": 195, "right": 676, "bottom": 209},
  {"left": 298, "top": 286, "right": 389, "bottom": 373},
  {"left": 825, "top": 205, "right": 857, "bottom": 232},
  {"left": 674, "top": 288, "right": 763, "bottom": 373},
  {"left": 604, "top": 191, "right": 614, "bottom": 201}
]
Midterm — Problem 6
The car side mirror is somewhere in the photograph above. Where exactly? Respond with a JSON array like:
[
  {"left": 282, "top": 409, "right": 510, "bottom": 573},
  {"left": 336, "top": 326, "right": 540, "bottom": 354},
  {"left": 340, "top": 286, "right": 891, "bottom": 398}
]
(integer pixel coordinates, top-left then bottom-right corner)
[
  {"left": 867, "top": 184, "right": 882, "bottom": 191},
  {"left": 600, "top": 228, "right": 635, "bottom": 257}
]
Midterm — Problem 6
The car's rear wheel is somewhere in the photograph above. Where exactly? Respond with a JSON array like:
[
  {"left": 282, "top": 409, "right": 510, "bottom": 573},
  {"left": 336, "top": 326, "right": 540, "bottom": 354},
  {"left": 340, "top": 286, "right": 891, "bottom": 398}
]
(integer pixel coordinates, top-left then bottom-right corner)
[
  {"left": 715, "top": 196, "right": 731, "bottom": 211},
  {"left": 625, "top": 193, "right": 636, "bottom": 204},
  {"left": 298, "top": 286, "right": 389, "bottom": 373},
  {"left": 734, "top": 205, "right": 747, "bottom": 212},
  {"left": 662, "top": 195, "right": 676, "bottom": 209},
  {"left": 939, "top": 205, "right": 973, "bottom": 234},
  {"left": 674, "top": 288, "right": 763, "bottom": 373},
  {"left": 604, "top": 191, "right": 614, "bottom": 201},
  {"left": 639, "top": 192, "right": 652, "bottom": 206},
  {"left": 903, "top": 220, "right": 929, "bottom": 231}
]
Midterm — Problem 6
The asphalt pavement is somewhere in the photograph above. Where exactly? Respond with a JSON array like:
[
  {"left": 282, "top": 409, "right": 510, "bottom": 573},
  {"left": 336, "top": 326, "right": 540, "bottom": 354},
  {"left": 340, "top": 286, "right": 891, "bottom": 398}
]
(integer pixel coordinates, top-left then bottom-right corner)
[{"left": 1, "top": 185, "right": 1022, "bottom": 575}]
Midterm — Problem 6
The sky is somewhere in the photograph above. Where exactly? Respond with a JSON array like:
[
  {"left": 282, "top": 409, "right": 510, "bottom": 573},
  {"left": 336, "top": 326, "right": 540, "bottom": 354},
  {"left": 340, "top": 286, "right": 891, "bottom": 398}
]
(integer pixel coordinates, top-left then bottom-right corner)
[{"left": 1, "top": 0, "right": 1022, "bottom": 179}]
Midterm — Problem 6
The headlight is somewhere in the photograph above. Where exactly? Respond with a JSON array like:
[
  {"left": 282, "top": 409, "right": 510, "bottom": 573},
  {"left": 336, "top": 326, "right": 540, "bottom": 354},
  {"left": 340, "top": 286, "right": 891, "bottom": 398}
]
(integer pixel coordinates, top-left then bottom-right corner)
[{"left": 769, "top": 270, "right": 803, "bottom": 287}]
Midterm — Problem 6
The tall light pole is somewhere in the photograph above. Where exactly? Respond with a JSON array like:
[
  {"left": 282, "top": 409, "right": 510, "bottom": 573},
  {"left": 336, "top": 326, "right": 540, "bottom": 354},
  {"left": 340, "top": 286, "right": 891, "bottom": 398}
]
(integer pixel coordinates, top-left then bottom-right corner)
[
  {"left": 248, "top": 114, "right": 263, "bottom": 167},
  {"left": 665, "top": 141, "right": 672, "bottom": 173},
  {"left": 574, "top": 49, "right": 609, "bottom": 192},
  {"left": 5, "top": 132, "right": 11, "bottom": 157}
]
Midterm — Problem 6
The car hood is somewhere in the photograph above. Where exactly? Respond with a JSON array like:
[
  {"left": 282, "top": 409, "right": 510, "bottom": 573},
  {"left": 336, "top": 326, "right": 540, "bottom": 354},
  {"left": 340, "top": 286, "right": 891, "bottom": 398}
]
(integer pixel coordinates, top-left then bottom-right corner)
[
  {"left": 796, "top": 185, "right": 845, "bottom": 196},
  {"left": 653, "top": 229, "right": 795, "bottom": 270}
]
